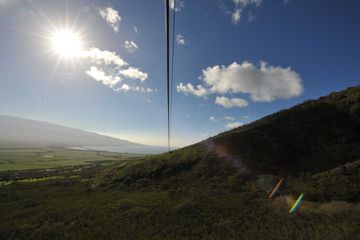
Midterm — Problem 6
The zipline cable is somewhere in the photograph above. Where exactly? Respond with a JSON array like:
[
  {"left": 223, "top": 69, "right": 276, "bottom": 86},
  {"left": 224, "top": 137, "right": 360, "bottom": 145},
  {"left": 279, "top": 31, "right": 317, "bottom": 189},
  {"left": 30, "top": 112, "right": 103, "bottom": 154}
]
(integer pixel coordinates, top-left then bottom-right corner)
[
  {"left": 165, "top": 0, "right": 170, "bottom": 152},
  {"left": 170, "top": 0, "right": 176, "bottom": 149},
  {"left": 165, "top": 0, "right": 177, "bottom": 152}
]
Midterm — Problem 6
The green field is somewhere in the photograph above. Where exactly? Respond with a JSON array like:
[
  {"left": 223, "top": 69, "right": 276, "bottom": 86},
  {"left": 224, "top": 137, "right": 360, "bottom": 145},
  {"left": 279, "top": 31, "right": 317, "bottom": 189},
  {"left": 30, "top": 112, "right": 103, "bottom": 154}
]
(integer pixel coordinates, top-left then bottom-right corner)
[{"left": 0, "top": 147, "right": 143, "bottom": 171}]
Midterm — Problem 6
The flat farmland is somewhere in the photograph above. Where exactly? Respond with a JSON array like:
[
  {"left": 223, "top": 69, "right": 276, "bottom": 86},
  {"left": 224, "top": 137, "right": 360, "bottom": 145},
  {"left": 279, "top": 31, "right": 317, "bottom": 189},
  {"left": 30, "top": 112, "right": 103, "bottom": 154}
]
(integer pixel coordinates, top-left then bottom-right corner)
[{"left": 0, "top": 147, "right": 143, "bottom": 171}]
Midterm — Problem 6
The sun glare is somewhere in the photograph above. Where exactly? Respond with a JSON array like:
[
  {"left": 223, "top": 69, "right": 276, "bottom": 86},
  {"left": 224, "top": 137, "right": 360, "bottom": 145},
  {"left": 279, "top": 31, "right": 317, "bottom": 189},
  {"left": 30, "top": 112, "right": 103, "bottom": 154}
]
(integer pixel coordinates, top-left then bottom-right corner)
[{"left": 50, "top": 30, "right": 83, "bottom": 58}]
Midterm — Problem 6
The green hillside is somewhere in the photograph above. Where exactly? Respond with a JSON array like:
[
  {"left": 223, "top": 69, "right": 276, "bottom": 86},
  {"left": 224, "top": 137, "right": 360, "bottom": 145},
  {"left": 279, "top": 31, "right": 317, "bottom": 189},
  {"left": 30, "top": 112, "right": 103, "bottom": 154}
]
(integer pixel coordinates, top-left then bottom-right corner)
[
  {"left": 96, "top": 85, "right": 360, "bottom": 188},
  {"left": 1, "top": 86, "right": 360, "bottom": 240}
]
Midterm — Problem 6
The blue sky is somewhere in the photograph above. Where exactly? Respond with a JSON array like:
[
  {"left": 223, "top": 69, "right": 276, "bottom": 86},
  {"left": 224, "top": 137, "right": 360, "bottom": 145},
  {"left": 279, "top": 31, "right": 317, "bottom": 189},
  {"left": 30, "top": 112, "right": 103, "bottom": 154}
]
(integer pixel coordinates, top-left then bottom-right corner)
[{"left": 0, "top": 0, "right": 359, "bottom": 147}]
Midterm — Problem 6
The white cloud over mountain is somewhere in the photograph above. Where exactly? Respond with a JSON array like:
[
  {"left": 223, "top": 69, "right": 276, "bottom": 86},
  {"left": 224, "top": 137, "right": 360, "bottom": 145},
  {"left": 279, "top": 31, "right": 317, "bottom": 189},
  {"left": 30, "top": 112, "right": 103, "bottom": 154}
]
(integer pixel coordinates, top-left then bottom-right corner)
[
  {"left": 201, "top": 61, "right": 303, "bottom": 102},
  {"left": 177, "top": 61, "right": 303, "bottom": 108},
  {"left": 225, "top": 121, "right": 244, "bottom": 129}
]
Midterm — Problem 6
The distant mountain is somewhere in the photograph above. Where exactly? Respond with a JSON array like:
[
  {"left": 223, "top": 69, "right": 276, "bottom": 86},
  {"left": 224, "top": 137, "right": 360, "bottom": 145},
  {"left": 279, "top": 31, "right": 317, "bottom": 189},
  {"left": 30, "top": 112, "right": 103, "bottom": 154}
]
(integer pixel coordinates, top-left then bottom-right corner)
[
  {"left": 0, "top": 116, "right": 142, "bottom": 147},
  {"left": 96, "top": 85, "right": 360, "bottom": 187}
]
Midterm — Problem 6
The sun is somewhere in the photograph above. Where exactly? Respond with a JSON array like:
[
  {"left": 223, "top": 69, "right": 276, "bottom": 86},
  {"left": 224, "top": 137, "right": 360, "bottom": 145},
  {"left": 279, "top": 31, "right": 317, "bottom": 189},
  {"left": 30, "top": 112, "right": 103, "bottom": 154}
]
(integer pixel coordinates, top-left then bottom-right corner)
[{"left": 50, "top": 29, "right": 83, "bottom": 58}]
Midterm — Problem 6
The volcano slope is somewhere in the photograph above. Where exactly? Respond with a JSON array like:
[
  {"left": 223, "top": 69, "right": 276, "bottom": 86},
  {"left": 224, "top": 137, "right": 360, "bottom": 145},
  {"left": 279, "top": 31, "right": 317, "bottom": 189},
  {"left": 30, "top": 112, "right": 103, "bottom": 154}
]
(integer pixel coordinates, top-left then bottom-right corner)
[
  {"left": 1, "top": 86, "right": 359, "bottom": 240},
  {"left": 97, "top": 85, "right": 360, "bottom": 187},
  {"left": 91, "top": 85, "right": 360, "bottom": 239}
]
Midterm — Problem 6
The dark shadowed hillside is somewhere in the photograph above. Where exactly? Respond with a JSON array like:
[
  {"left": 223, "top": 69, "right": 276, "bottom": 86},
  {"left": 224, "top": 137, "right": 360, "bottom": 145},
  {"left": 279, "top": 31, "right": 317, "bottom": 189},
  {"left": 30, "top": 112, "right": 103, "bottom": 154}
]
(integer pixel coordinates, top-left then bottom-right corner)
[
  {"left": 209, "top": 85, "right": 360, "bottom": 175},
  {"left": 96, "top": 85, "right": 360, "bottom": 187}
]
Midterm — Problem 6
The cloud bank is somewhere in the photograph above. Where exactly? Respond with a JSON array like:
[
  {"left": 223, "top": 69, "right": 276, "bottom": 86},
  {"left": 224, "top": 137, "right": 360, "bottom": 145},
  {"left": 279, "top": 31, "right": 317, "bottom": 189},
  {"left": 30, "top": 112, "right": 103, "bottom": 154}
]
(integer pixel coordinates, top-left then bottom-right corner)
[
  {"left": 81, "top": 48, "right": 152, "bottom": 93},
  {"left": 177, "top": 61, "right": 303, "bottom": 108}
]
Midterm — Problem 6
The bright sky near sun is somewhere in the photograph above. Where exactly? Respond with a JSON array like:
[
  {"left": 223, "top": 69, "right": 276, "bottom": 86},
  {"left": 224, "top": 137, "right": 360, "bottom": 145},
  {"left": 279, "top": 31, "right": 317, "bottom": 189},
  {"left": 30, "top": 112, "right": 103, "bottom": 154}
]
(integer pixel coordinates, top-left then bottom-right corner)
[{"left": 0, "top": 0, "right": 359, "bottom": 147}]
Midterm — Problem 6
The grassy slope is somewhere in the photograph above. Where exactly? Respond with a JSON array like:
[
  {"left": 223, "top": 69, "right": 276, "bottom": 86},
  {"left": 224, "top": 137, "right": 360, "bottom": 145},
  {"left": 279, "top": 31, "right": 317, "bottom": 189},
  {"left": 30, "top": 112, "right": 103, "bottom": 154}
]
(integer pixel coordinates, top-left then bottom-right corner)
[
  {"left": 1, "top": 86, "right": 360, "bottom": 239},
  {"left": 211, "top": 85, "right": 360, "bottom": 174},
  {"left": 95, "top": 85, "right": 360, "bottom": 187},
  {"left": 0, "top": 160, "right": 359, "bottom": 239}
]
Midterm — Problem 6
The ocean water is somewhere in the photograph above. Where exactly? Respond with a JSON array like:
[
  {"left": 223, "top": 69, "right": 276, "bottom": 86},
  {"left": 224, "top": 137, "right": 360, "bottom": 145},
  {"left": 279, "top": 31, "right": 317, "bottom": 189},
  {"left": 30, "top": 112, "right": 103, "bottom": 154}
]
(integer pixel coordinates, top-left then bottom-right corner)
[{"left": 68, "top": 146, "right": 172, "bottom": 154}]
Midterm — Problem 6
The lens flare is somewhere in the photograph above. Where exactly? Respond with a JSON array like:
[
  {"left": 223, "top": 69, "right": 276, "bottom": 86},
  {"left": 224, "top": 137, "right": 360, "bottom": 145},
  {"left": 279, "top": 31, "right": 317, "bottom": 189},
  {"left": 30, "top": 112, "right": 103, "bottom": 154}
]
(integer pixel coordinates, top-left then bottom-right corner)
[
  {"left": 289, "top": 193, "right": 304, "bottom": 214},
  {"left": 269, "top": 176, "right": 285, "bottom": 198}
]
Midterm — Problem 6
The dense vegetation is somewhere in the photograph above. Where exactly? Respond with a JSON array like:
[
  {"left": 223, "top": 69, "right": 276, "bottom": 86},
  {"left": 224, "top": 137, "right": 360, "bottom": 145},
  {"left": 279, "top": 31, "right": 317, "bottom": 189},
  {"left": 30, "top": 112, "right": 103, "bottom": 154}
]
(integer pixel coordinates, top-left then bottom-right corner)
[
  {"left": 1, "top": 160, "right": 359, "bottom": 239},
  {"left": 1, "top": 86, "right": 360, "bottom": 239}
]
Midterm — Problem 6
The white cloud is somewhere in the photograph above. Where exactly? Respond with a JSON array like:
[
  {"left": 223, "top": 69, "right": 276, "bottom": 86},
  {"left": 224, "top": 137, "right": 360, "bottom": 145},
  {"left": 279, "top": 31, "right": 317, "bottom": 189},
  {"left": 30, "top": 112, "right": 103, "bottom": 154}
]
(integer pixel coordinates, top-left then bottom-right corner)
[
  {"left": 134, "top": 26, "right": 138, "bottom": 33},
  {"left": 115, "top": 84, "right": 155, "bottom": 93},
  {"left": 232, "top": 9, "right": 241, "bottom": 24},
  {"left": 220, "top": 0, "right": 263, "bottom": 24},
  {"left": 119, "top": 67, "right": 148, "bottom": 82},
  {"left": 177, "top": 61, "right": 303, "bottom": 107},
  {"left": 82, "top": 47, "right": 151, "bottom": 94},
  {"left": 169, "top": 0, "right": 184, "bottom": 11},
  {"left": 83, "top": 47, "right": 127, "bottom": 68},
  {"left": 176, "top": 83, "right": 208, "bottom": 97},
  {"left": 86, "top": 66, "right": 121, "bottom": 87},
  {"left": 117, "top": 84, "right": 130, "bottom": 92},
  {"left": 209, "top": 116, "right": 217, "bottom": 122},
  {"left": 99, "top": 7, "right": 121, "bottom": 33},
  {"left": 201, "top": 62, "right": 303, "bottom": 102},
  {"left": 224, "top": 116, "right": 235, "bottom": 121},
  {"left": 210, "top": 116, "right": 235, "bottom": 122},
  {"left": 225, "top": 121, "right": 244, "bottom": 129},
  {"left": 176, "top": 34, "right": 186, "bottom": 45},
  {"left": 215, "top": 96, "right": 249, "bottom": 108},
  {"left": 124, "top": 40, "right": 138, "bottom": 53}
]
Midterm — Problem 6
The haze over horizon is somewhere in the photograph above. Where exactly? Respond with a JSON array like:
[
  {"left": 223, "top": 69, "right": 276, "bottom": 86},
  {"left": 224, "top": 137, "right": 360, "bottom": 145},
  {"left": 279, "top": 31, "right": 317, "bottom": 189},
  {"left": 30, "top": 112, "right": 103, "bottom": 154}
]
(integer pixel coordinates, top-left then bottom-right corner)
[
  {"left": 0, "top": 115, "right": 142, "bottom": 146},
  {"left": 0, "top": 0, "right": 359, "bottom": 147}
]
